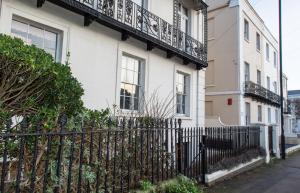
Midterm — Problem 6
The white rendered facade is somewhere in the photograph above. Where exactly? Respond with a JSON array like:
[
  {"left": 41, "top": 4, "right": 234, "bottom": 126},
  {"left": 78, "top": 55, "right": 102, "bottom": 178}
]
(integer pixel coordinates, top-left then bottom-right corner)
[
  {"left": 205, "top": 0, "right": 280, "bottom": 128},
  {"left": 0, "top": 0, "right": 208, "bottom": 127}
]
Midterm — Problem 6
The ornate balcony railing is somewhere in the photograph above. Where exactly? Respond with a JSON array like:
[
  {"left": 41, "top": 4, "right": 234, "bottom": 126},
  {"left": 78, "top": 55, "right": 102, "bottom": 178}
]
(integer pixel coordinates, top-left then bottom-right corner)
[
  {"left": 38, "top": 0, "right": 208, "bottom": 69},
  {"left": 244, "top": 81, "right": 281, "bottom": 106}
]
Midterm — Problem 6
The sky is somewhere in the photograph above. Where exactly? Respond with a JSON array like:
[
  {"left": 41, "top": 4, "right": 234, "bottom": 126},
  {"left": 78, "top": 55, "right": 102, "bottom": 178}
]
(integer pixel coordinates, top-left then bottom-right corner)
[{"left": 249, "top": 0, "right": 300, "bottom": 90}]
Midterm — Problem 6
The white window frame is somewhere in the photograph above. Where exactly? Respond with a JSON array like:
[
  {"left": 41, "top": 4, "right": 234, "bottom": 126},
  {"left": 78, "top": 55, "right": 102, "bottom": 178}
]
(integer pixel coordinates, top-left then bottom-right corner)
[
  {"left": 176, "top": 71, "right": 191, "bottom": 116},
  {"left": 119, "top": 54, "right": 145, "bottom": 111},
  {"left": 10, "top": 15, "right": 63, "bottom": 62}
]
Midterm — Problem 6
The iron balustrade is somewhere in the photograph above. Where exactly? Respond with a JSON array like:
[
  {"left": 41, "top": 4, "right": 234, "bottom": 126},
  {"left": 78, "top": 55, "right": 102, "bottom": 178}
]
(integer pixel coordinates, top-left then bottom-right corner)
[
  {"left": 40, "top": 0, "right": 207, "bottom": 69},
  {"left": 244, "top": 81, "right": 281, "bottom": 106}
]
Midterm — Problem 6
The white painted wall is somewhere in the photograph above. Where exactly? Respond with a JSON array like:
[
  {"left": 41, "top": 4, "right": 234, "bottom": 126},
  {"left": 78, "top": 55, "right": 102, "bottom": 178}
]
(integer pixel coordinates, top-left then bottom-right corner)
[{"left": 0, "top": 0, "right": 205, "bottom": 127}]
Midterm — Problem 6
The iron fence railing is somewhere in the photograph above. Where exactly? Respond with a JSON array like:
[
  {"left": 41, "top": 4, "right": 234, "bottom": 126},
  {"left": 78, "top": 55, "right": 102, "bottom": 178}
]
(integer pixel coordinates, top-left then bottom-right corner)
[
  {"left": 0, "top": 117, "right": 261, "bottom": 192},
  {"left": 244, "top": 81, "right": 281, "bottom": 106}
]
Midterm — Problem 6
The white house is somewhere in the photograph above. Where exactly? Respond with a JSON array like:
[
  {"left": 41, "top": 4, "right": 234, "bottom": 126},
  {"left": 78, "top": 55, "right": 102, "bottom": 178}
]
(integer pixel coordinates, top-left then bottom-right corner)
[
  {"left": 0, "top": 0, "right": 208, "bottom": 127},
  {"left": 205, "top": 0, "right": 281, "bottom": 157},
  {"left": 288, "top": 90, "right": 300, "bottom": 134}
]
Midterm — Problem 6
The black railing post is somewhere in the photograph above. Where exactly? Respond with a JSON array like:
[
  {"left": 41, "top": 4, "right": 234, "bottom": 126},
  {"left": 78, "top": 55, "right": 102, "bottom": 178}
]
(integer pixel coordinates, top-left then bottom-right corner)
[
  {"left": 201, "top": 135, "right": 207, "bottom": 184},
  {"left": 0, "top": 119, "right": 12, "bottom": 193},
  {"left": 16, "top": 117, "right": 28, "bottom": 193},
  {"left": 177, "top": 119, "right": 183, "bottom": 174},
  {"left": 54, "top": 114, "right": 67, "bottom": 193}
]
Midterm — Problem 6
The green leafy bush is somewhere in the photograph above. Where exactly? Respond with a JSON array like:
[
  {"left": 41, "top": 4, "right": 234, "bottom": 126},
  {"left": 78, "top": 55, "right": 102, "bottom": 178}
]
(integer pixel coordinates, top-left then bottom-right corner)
[
  {"left": 133, "top": 176, "right": 203, "bottom": 193},
  {"left": 140, "top": 180, "right": 154, "bottom": 191},
  {"left": 0, "top": 34, "right": 84, "bottom": 122},
  {"left": 159, "top": 175, "right": 203, "bottom": 193}
]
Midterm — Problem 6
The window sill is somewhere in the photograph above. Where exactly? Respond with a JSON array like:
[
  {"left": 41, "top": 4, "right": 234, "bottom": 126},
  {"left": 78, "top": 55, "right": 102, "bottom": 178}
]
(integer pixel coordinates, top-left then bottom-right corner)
[
  {"left": 175, "top": 114, "right": 193, "bottom": 120},
  {"left": 205, "top": 84, "right": 216, "bottom": 88}
]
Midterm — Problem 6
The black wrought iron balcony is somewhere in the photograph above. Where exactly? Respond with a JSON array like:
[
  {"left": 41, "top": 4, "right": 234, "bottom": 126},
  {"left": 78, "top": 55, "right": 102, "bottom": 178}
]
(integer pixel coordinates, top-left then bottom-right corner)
[
  {"left": 244, "top": 81, "right": 281, "bottom": 106},
  {"left": 37, "top": 0, "right": 208, "bottom": 69}
]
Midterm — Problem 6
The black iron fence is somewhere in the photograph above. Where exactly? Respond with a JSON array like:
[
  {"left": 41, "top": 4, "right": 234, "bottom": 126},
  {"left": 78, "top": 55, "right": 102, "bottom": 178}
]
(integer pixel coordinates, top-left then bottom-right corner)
[
  {"left": 204, "top": 127, "right": 261, "bottom": 173},
  {"left": 0, "top": 117, "right": 261, "bottom": 192}
]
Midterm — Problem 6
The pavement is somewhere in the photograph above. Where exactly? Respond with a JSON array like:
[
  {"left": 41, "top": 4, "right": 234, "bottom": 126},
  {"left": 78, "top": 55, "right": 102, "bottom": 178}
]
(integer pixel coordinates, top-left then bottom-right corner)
[{"left": 204, "top": 151, "right": 300, "bottom": 193}]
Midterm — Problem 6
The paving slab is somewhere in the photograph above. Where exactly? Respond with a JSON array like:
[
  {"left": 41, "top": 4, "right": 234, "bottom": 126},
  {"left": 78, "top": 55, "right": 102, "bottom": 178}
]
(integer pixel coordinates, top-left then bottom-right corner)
[{"left": 205, "top": 151, "right": 300, "bottom": 193}]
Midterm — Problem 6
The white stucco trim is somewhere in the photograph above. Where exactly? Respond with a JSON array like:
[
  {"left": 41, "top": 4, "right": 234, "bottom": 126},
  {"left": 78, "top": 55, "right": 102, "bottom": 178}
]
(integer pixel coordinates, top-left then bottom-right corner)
[{"left": 206, "top": 91, "right": 242, "bottom": 96}]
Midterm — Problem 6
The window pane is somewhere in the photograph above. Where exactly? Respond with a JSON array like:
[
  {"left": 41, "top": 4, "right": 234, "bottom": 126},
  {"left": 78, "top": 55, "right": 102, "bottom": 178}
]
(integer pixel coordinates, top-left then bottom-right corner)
[
  {"left": 176, "top": 72, "right": 190, "bottom": 115},
  {"left": 182, "top": 104, "right": 185, "bottom": 114},
  {"left": 11, "top": 20, "right": 28, "bottom": 42},
  {"left": 121, "top": 68, "right": 126, "bottom": 82},
  {"left": 133, "top": 71, "right": 139, "bottom": 85},
  {"left": 176, "top": 94, "right": 182, "bottom": 104},
  {"left": 11, "top": 19, "right": 59, "bottom": 61},
  {"left": 120, "top": 55, "right": 143, "bottom": 110},
  {"left": 120, "top": 96, "right": 124, "bottom": 109},
  {"left": 127, "top": 58, "right": 135, "bottom": 71},
  {"left": 124, "top": 84, "right": 133, "bottom": 97},
  {"left": 182, "top": 95, "right": 186, "bottom": 105},
  {"left": 28, "top": 25, "right": 44, "bottom": 49},
  {"left": 177, "top": 84, "right": 183, "bottom": 94},
  {"left": 120, "top": 83, "right": 125, "bottom": 96},
  {"left": 125, "top": 97, "right": 131, "bottom": 109},
  {"left": 44, "top": 30, "right": 57, "bottom": 58},
  {"left": 134, "top": 60, "right": 140, "bottom": 72},
  {"left": 126, "top": 70, "right": 134, "bottom": 84},
  {"left": 176, "top": 104, "right": 181, "bottom": 114}
]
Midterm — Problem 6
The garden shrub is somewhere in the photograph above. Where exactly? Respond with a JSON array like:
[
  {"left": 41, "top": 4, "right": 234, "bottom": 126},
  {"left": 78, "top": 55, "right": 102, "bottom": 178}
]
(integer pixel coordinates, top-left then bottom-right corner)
[
  {"left": 133, "top": 175, "right": 203, "bottom": 193},
  {"left": 0, "top": 34, "right": 84, "bottom": 125}
]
